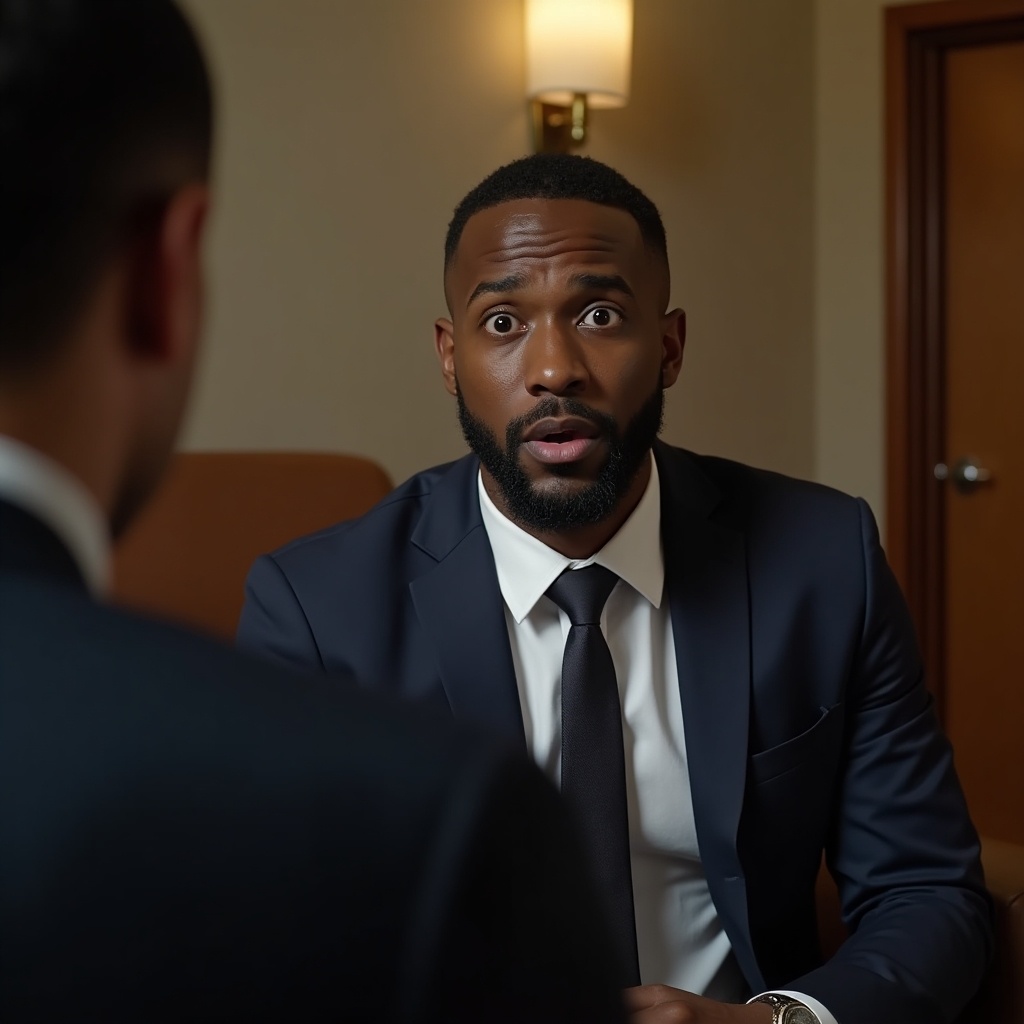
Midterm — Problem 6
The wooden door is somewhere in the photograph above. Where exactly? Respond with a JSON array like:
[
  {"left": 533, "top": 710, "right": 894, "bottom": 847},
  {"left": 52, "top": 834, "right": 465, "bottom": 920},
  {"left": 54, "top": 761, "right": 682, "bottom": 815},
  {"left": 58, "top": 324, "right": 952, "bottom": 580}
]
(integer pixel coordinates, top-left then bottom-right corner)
[
  {"left": 886, "top": 2, "right": 1024, "bottom": 845},
  {"left": 944, "top": 40, "right": 1024, "bottom": 845}
]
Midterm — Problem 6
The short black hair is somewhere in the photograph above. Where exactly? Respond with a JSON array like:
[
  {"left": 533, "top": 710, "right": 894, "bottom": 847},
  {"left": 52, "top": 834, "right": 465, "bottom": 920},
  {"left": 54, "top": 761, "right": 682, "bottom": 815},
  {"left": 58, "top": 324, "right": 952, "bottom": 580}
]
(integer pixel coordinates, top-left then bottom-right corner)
[
  {"left": 0, "top": 0, "right": 213, "bottom": 371},
  {"left": 444, "top": 154, "right": 668, "bottom": 270}
]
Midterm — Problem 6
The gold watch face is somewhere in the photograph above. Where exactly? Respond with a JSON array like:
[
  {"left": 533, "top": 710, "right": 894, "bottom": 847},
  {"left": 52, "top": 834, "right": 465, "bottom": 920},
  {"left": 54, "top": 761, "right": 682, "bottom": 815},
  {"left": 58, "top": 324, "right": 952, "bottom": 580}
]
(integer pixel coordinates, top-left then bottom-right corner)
[
  {"left": 781, "top": 1007, "right": 818, "bottom": 1024},
  {"left": 752, "top": 994, "right": 819, "bottom": 1024}
]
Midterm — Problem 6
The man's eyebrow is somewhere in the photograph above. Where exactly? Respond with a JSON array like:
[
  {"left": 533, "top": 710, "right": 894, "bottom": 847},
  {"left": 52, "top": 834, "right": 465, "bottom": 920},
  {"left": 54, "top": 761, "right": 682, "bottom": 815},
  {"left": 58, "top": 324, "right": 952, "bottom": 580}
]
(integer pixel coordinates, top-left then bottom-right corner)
[
  {"left": 567, "top": 273, "right": 635, "bottom": 298},
  {"left": 467, "top": 274, "right": 528, "bottom": 308}
]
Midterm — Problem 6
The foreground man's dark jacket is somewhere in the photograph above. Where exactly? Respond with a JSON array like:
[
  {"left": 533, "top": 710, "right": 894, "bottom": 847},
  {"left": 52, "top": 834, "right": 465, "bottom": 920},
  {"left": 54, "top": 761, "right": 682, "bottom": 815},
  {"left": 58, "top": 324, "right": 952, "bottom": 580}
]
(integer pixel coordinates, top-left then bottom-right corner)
[{"left": 0, "top": 498, "right": 627, "bottom": 1023}]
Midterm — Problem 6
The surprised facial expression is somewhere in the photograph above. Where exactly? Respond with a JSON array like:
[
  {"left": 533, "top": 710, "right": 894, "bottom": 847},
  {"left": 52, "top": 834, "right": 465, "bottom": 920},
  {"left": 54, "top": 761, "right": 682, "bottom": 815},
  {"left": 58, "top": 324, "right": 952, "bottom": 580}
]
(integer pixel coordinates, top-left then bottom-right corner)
[{"left": 435, "top": 198, "right": 685, "bottom": 535}]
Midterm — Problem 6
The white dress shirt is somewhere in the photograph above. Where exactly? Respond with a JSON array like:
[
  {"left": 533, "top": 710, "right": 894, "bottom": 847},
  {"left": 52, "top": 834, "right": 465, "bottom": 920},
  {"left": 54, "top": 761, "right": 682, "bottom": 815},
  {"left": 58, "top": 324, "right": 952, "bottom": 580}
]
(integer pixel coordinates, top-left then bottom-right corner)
[
  {"left": 478, "top": 454, "right": 837, "bottom": 1023},
  {"left": 0, "top": 434, "right": 110, "bottom": 595}
]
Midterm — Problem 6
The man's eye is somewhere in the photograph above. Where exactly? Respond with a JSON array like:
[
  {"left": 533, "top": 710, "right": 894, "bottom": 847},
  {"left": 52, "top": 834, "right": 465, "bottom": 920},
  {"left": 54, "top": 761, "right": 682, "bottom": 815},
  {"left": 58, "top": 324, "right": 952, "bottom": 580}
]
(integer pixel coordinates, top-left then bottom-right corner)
[
  {"left": 483, "top": 312, "right": 523, "bottom": 336},
  {"left": 579, "top": 307, "right": 622, "bottom": 328}
]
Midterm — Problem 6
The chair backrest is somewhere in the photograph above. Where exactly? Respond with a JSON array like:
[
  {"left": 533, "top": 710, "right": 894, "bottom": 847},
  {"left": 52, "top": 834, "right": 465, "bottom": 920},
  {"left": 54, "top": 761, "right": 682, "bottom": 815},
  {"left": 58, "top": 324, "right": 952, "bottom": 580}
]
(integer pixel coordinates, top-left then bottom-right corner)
[
  {"left": 112, "top": 451, "right": 392, "bottom": 640},
  {"left": 961, "top": 837, "right": 1024, "bottom": 1024}
]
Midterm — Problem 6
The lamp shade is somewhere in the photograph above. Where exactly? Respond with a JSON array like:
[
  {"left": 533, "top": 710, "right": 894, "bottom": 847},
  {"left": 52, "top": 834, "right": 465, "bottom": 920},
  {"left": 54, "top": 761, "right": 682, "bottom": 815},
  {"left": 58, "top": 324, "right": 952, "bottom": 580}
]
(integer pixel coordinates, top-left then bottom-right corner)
[{"left": 525, "top": 0, "right": 633, "bottom": 109}]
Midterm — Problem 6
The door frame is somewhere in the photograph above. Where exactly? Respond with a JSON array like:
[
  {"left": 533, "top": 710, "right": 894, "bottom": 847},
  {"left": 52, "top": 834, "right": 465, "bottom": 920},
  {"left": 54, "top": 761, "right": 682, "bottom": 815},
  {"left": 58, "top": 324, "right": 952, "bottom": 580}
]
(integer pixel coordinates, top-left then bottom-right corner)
[{"left": 884, "top": 0, "right": 1024, "bottom": 717}]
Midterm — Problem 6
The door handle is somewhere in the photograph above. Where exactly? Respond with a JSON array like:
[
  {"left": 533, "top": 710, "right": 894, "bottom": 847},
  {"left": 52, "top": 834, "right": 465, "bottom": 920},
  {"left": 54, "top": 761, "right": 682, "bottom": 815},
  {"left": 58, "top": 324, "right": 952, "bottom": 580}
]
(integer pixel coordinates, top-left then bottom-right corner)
[{"left": 933, "top": 457, "right": 993, "bottom": 494}]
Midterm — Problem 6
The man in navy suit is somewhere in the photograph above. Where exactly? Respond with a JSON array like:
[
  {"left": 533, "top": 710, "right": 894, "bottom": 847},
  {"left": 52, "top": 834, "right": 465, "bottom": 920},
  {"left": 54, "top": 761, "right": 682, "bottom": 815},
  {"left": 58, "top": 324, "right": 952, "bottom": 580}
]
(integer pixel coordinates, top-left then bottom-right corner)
[
  {"left": 0, "top": 7, "right": 628, "bottom": 1021},
  {"left": 240, "top": 155, "right": 992, "bottom": 1024}
]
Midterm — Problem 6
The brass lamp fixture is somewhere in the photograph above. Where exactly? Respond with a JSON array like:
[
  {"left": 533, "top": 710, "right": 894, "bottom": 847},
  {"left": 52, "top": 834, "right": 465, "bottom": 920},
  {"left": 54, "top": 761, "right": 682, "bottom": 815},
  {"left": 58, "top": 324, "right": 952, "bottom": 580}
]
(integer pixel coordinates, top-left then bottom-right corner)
[{"left": 525, "top": 0, "right": 633, "bottom": 153}]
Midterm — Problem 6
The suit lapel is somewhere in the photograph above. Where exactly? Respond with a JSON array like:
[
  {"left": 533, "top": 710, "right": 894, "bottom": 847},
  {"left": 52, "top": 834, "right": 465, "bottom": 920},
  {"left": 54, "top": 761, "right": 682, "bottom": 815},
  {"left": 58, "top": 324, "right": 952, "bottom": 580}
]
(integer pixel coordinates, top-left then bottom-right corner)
[
  {"left": 655, "top": 444, "right": 762, "bottom": 989},
  {"left": 408, "top": 457, "right": 526, "bottom": 751}
]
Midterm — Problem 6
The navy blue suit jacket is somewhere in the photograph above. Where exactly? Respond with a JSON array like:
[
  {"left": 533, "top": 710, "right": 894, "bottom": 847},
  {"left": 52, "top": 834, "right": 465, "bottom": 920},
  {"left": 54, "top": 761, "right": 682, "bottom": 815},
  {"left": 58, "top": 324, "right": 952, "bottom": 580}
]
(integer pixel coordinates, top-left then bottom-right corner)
[
  {"left": 0, "top": 497, "right": 627, "bottom": 1023},
  {"left": 239, "top": 441, "right": 993, "bottom": 1024}
]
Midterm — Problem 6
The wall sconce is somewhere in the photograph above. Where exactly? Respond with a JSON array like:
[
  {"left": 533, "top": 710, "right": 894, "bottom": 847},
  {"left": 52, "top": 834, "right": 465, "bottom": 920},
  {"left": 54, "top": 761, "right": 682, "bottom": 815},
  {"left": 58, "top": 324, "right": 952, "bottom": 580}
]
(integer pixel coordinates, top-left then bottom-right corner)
[{"left": 525, "top": 0, "right": 633, "bottom": 153}]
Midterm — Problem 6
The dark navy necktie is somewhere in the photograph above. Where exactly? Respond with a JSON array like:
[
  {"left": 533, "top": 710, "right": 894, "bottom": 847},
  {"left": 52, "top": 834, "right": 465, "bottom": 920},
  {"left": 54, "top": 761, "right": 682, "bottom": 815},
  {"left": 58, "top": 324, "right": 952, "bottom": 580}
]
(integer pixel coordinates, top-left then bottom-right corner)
[{"left": 546, "top": 564, "right": 640, "bottom": 985}]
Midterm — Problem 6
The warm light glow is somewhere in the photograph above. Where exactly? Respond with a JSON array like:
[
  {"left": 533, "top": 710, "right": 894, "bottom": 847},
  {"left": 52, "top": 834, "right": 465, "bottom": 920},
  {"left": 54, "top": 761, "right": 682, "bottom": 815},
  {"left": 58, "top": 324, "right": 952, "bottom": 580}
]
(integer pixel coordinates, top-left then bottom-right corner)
[{"left": 525, "top": 0, "right": 633, "bottom": 109}]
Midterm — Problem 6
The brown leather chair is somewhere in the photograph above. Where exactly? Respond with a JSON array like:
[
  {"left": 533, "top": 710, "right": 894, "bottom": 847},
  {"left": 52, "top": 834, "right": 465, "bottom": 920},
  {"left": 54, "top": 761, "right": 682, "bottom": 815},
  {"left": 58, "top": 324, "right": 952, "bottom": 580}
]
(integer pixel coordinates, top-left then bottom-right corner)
[
  {"left": 112, "top": 451, "right": 392, "bottom": 640},
  {"left": 959, "top": 838, "right": 1024, "bottom": 1024},
  {"left": 815, "top": 836, "right": 1024, "bottom": 1023}
]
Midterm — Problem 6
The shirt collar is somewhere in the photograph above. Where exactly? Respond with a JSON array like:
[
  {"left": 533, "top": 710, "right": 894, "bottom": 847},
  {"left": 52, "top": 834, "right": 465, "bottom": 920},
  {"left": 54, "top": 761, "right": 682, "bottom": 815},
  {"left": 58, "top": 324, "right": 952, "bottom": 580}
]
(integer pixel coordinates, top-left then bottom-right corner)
[
  {"left": 0, "top": 435, "right": 111, "bottom": 596},
  {"left": 478, "top": 451, "right": 665, "bottom": 623}
]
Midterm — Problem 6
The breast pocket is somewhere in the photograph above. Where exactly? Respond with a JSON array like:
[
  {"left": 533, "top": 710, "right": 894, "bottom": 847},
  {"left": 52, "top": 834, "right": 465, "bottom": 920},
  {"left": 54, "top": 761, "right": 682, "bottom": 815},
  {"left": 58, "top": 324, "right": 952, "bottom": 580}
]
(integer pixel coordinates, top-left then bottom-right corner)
[{"left": 749, "top": 703, "right": 844, "bottom": 786}]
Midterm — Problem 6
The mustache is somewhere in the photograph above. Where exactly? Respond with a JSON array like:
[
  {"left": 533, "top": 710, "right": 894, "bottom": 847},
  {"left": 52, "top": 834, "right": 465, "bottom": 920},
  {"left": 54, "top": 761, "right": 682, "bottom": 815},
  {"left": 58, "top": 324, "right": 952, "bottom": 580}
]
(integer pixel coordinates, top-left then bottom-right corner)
[{"left": 505, "top": 397, "right": 619, "bottom": 448}]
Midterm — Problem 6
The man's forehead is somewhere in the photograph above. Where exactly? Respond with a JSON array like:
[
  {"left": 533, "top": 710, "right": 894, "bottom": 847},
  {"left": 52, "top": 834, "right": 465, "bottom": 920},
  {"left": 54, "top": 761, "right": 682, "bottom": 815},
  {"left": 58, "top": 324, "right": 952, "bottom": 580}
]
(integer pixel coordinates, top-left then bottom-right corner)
[{"left": 449, "top": 198, "right": 646, "bottom": 279}]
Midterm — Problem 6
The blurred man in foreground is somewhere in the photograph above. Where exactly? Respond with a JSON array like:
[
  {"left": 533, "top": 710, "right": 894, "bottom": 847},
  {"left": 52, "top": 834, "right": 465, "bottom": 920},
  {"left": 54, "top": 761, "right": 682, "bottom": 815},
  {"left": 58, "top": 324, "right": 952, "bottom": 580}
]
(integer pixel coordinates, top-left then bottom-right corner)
[{"left": 0, "top": 3, "right": 625, "bottom": 1020}]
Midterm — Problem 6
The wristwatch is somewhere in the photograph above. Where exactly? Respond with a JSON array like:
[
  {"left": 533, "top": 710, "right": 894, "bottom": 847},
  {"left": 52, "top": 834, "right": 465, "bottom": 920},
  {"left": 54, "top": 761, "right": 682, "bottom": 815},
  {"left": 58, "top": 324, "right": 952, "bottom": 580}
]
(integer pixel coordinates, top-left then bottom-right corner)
[{"left": 749, "top": 994, "right": 819, "bottom": 1024}]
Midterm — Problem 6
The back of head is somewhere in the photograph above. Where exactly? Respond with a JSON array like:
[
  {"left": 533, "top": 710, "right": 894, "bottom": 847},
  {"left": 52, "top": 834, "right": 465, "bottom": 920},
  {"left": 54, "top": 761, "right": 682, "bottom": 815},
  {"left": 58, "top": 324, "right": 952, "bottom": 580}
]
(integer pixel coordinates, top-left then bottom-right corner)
[
  {"left": 444, "top": 153, "right": 668, "bottom": 272},
  {"left": 0, "top": 0, "right": 212, "bottom": 375}
]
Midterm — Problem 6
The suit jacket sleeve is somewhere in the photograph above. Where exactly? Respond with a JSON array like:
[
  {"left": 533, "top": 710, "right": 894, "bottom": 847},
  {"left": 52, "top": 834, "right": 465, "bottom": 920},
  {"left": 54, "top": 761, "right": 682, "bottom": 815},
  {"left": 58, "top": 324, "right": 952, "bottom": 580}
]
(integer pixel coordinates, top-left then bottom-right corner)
[
  {"left": 787, "top": 499, "right": 993, "bottom": 1023},
  {"left": 237, "top": 553, "right": 324, "bottom": 672}
]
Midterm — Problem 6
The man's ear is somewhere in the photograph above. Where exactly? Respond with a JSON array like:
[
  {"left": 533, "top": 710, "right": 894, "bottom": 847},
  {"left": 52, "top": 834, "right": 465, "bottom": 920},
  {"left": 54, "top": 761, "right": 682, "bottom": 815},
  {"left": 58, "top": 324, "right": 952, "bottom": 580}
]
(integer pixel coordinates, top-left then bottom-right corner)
[
  {"left": 125, "top": 182, "right": 210, "bottom": 366},
  {"left": 660, "top": 307, "right": 686, "bottom": 389},
  {"left": 434, "top": 317, "right": 458, "bottom": 397}
]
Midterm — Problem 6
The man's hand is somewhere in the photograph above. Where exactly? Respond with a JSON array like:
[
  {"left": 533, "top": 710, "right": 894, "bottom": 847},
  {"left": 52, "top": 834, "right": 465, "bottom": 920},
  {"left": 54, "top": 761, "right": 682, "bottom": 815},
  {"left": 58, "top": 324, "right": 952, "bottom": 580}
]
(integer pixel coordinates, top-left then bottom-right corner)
[{"left": 624, "top": 985, "right": 774, "bottom": 1024}]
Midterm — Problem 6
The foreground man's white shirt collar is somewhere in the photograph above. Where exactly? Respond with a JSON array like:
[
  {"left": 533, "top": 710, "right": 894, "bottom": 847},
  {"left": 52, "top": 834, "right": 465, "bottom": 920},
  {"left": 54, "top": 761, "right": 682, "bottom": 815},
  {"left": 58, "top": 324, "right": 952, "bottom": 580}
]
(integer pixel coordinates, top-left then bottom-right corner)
[{"left": 0, "top": 434, "right": 111, "bottom": 596}]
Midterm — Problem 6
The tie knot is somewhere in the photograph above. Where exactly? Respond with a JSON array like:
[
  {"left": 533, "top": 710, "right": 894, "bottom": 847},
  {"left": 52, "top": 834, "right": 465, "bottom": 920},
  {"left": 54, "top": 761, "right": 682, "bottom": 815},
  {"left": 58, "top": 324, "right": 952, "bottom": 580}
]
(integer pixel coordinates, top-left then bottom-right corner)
[{"left": 546, "top": 564, "right": 619, "bottom": 626}]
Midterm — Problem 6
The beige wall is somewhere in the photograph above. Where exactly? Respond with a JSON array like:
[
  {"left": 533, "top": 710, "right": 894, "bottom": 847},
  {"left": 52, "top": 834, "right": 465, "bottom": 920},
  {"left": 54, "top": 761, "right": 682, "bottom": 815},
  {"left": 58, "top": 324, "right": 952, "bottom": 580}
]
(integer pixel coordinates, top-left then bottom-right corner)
[
  {"left": 179, "top": 0, "right": 525, "bottom": 484},
  {"left": 180, "top": 0, "right": 816, "bottom": 487},
  {"left": 588, "top": 0, "right": 815, "bottom": 482},
  {"left": 814, "top": 0, "right": 921, "bottom": 528}
]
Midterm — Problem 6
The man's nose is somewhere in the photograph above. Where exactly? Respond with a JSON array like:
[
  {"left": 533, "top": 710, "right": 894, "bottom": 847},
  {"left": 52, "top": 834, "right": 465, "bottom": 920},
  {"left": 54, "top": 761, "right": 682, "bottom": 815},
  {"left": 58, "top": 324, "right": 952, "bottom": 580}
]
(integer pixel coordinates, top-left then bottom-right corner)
[{"left": 523, "top": 320, "right": 589, "bottom": 397}]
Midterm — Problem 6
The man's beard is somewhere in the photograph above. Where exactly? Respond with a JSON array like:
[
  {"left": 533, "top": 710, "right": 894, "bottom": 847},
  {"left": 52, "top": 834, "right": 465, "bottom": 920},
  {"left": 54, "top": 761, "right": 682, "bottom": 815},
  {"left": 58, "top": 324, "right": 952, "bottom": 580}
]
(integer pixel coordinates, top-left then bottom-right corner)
[{"left": 457, "top": 380, "right": 664, "bottom": 533}]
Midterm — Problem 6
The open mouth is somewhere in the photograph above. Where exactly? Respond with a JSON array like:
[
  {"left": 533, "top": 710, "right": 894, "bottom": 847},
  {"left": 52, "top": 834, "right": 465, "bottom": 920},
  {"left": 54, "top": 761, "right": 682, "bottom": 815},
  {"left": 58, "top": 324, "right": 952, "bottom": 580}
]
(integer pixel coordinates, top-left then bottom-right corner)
[
  {"left": 522, "top": 418, "right": 602, "bottom": 465},
  {"left": 540, "top": 429, "right": 587, "bottom": 443}
]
